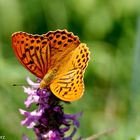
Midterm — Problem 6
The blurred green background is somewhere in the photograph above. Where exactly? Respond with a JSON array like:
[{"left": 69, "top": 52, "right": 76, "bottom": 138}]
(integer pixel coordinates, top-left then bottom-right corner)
[{"left": 0, "top": 0, "right": 140, "bottom": 139}]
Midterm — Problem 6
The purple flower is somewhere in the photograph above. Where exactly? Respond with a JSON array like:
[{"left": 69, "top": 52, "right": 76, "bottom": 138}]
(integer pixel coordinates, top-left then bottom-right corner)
[{"left": 20, "top": 77, "right": 82, "bottom": 140}]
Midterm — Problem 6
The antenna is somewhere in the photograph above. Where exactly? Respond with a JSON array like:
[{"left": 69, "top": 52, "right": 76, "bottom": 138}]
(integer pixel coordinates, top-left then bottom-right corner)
[
  {"left": 12, "top": 83, "right": 40, "bottom": 87},
  {"left": 12, "top": 83, "right": 28, "bottom": 86}
]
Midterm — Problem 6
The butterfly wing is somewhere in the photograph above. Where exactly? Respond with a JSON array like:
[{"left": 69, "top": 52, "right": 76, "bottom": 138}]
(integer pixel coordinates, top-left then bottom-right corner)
[
  {"left": 12, "top": 30, "right": 80, "bottom": 79},
  {"left": 50, "top": 69, "right": 84, "bottom": 101},
  {"left": 43, "top": 29, "right": 80, "bottom": 69},
  {"left": 50, "top": 43, "right": 89, "bottom": 101},
  {"left": 12, "top": 32, "right": 50, "bottom": 78}
]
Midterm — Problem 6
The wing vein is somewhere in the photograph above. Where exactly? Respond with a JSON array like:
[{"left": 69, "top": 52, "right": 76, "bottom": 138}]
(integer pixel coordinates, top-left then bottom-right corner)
[{"left": 34, "top": 47, "right": 42, "bottom": 70}]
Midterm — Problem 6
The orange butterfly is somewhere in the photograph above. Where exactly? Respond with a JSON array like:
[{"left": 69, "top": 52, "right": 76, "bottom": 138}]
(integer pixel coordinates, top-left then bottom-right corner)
[{"left": 12, "top": 29, "right": 89, "bottom": 101}]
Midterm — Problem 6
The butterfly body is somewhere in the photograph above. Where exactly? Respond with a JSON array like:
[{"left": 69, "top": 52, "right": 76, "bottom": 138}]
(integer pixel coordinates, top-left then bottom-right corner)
[
  {"left": 40, "top": 68, "right": 57, "bottom": 88},
  {"left": 12, "top": 30, "right": 89, "bottom": 101}
]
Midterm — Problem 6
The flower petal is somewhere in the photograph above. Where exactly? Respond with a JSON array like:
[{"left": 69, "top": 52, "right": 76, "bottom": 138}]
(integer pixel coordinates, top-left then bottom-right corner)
[{"left": 26, "top": 76, "right": 40, "bottom": 88}]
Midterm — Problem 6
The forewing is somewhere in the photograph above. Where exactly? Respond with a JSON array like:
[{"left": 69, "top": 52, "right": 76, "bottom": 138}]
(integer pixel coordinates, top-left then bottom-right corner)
[
  {"left": 43, "top": 29, "right": 80, "bottom": 69},
  {"left": 70, "top": 43, "right": 89, "bottom": 71},
  {"left": 12, "top": 32, "right": 50, "bottom": 78}
]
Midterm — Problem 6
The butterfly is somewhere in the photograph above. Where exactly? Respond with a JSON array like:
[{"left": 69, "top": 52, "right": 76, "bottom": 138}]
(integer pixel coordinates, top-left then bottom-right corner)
[{"left": 12, "top": 29, "right": 89, "bottom": 101}]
